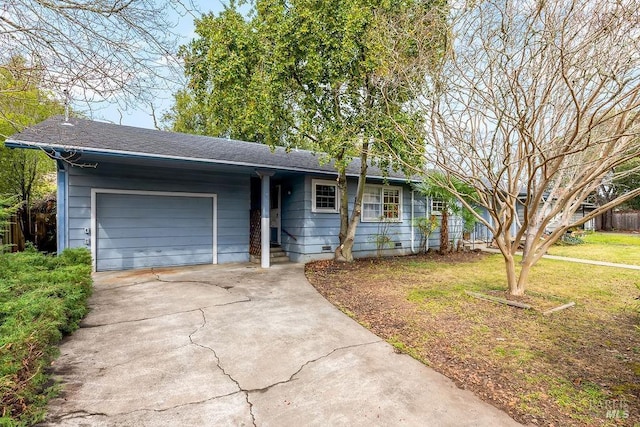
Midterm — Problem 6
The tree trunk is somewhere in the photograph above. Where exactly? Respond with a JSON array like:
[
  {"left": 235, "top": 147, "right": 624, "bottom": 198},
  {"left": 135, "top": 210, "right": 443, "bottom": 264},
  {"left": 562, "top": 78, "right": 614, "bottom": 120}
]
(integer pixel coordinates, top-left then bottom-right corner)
[
  {"left": 337, "top": 170, "right": 348, "bottom": 246},
  {"left": 17, "top": 201, "right": 35, "bottom": 246},
  {"left": 336, "top": 212, "right": 360, "bottom": 262},
  {"left": 439, "top": 209, "right": 449, "bottom": 253},
  {"left": 334, "top": 143, "right": 369, "bottom": 262},
  {"left": 335, "top": 170, "right": 350, "bottom": 262},
  {"left": 515, "top": 260, "right": 531, "bottom": 296},
  {"left": 504, "top": 254, "right": 525, "bottom": 296},
  {"left": 521, "top": 225, "right": 538, "bottom": 260}
]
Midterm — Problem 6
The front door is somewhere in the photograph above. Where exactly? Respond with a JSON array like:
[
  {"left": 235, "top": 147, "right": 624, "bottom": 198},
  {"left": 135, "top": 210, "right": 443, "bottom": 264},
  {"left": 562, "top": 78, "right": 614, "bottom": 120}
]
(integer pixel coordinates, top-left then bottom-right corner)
[{"left": 270, "top": 185, "right": 281, "bottom": 245}]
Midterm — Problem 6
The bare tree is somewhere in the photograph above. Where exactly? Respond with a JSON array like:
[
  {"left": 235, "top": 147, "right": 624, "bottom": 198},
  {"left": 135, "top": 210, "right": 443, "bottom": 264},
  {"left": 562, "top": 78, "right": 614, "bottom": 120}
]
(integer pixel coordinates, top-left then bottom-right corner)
[
  {"left": 0, "top": 0, "right": 198, "bottom": 117},
  {"left": 401, "top": 0, "right": 640, "bottom": 296}
]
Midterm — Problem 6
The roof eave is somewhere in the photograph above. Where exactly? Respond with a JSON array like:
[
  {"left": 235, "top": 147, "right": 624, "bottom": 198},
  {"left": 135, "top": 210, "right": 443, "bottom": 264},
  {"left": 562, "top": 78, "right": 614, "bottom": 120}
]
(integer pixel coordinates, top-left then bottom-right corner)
[{"left": 4, "top": 138, "right": 415, "bottom": 183}]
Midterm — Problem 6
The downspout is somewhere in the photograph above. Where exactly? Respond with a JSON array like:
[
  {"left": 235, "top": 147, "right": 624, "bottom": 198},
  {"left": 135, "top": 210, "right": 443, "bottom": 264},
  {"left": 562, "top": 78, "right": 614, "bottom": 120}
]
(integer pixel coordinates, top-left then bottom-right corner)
[
  {"left": 426, "top": 196, "right": 430, "bottom": 252},
  {"left": 410, "top": 190, "right": 416, "bottom": 254},
  {"left": 55, "top": 153, "right": 68, "bottom": 254}
]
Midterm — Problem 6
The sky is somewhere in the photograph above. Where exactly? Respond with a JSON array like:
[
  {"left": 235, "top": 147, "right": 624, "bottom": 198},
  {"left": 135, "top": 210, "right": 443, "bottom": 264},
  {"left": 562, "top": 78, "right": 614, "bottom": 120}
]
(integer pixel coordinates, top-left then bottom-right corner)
[{"left": 82, "top": 1, "right": 227, "bottom": 130}]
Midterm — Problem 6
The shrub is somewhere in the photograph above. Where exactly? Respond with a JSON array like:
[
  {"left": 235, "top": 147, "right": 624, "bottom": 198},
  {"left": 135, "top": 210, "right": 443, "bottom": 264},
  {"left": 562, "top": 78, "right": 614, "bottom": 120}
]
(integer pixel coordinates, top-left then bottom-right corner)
[
  {"left": 557, "top": 229, "right": 585, "bottom": 246},
  {"left": 559, "top": 235, "right": 585, "bottom": 245},
  {"left": 413, "top": 215, "right": 439, "bottom": 253},
  {"left": 0, "top": 198, "right": 16, "bottom": 252},
  {"left": 0, "top": 247, "right": 92, "bottom": 426}
]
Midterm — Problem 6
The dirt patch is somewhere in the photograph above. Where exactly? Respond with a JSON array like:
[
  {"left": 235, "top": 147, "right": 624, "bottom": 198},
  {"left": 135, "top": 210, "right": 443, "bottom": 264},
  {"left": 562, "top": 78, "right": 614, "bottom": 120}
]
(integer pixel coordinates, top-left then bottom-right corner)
[{"left": 306, "top": 252, "right": 640, "bottom": 426}]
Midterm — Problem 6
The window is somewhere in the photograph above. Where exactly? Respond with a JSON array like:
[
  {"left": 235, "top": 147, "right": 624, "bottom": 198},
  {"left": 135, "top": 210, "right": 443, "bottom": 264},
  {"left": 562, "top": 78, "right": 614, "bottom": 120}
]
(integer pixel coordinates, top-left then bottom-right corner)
[
  {"left": 361, "top": 185, "right": 402, "bottom": 222},
  {"left": 431, "top": 198, "right": 446, "bottom": 215},
  {"left": 312, "top": 179, "right": 339, "bottom": 213},
  {"left": 363, "top": 187, "right": 381, "bottom": 219}
]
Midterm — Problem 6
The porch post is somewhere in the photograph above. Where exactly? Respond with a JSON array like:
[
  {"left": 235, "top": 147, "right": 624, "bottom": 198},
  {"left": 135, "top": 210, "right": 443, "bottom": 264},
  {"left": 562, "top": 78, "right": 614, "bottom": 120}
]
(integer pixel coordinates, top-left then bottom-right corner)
[{"left": 257, "top": 170, "right": 274, "bottom": 268}]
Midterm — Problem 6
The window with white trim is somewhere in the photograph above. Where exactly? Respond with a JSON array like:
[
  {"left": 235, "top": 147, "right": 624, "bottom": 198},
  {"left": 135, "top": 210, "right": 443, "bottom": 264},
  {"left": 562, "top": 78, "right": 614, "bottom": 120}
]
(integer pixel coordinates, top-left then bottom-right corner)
[
  {"left": 312, "top": 179, "right": 339, "bottom": 213},
  {"left": 361, "top": 185, "right": 402, "bottom": 222},
  {"left": 431, "top": 198, "right": 446, "bottom": 215}
]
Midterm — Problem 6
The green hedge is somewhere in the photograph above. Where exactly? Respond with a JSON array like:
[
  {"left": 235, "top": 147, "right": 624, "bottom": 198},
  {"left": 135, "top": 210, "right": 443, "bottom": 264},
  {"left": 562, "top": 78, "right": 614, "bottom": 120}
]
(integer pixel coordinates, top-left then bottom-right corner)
[{"left": 0, "top": 247, "right": 92, "bottom": 426}]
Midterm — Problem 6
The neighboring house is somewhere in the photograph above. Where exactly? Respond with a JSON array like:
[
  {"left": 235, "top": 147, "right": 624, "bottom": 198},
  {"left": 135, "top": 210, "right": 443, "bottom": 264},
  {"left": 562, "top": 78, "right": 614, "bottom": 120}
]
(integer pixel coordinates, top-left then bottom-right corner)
[
  {"left": 474, "top": 195, "right": 597, "bottom": 242},
  {"left": 5, "top": 116, "right": 441, "bottom": 271}
]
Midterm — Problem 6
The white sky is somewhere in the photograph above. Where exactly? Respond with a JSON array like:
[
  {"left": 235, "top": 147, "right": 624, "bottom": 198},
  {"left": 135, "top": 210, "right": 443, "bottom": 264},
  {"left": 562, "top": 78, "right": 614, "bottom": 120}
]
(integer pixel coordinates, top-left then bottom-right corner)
[{"left": 81, "top": 1, "right": 227, "bottom": 130}]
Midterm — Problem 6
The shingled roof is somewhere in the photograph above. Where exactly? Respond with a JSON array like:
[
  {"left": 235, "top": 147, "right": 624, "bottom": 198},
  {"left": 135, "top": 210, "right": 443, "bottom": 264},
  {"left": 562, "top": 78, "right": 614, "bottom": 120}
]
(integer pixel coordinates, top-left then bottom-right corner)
[{"left": 5, "top": 116, "right": 410, "bottom": 181}]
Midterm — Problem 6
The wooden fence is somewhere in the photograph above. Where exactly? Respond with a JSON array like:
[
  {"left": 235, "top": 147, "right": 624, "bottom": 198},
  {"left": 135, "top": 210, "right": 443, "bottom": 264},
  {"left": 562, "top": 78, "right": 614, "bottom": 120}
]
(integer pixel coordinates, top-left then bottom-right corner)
[
  {"left": 1, "top": 201, "right": 57, "bottom": 252},
  {"left": 612, "top": 211, "right": 640, "bottom": 231},
  {"left": 1, "top": 214, "right": 25, "bottom": 252}
]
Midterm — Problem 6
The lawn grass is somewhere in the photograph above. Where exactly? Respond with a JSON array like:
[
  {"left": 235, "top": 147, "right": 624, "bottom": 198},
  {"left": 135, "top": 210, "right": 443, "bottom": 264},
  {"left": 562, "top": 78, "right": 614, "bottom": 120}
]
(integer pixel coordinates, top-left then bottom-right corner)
[
  {"left": 547, "top": 232, "right": 640, "bottom": 265},
  {"left": 0, "top": 247, "right": 92, "bottom": 426},
  {"left": 306, "top": 252, "right": 640, "bottom": 426}
]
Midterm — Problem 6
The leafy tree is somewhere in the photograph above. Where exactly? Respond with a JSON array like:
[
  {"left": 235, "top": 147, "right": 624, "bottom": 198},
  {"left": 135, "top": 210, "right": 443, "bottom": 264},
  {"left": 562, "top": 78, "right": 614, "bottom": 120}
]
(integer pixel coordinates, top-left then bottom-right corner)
[
  {"left": 402, "top": 0, "right": 640, "bottom": 295},
  {"left": 0, "top": 58, "right": 63, "bottom": 245},
  {"left": 414, "top": 173, "right": 477, "bottom": 253},
  {"left": 170, "top": 0, "right": 447, "bottom": 261},
  {"left": 166, "top": 6, "right": 272, "bottom": 140}
]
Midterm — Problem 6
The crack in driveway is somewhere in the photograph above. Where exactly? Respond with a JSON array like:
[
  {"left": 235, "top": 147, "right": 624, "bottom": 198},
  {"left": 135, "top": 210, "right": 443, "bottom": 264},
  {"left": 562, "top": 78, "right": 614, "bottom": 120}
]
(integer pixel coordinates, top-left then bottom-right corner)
[
  {"left": 52, "top": 410, "right": 109, "bottom": 423},
  {"left": 53, "top": 392, "right": 249, "bottom": 422},
  {"left": 188, "top": 307, "right": 382, "bottom": 426},
  {"left": 96, "top": 279, "right": 158, "bottom": 291},
  {"left": 247, "top": 340, "right": 383, "bottom": 394},
  {"left": 189, "top": 308, "right": 257, "bottom": 426},
  {"left": 151, "top": 268, "right": 237, "bottom": 291},
  {"left": 80, "top": 298, "right": 251, "bottom": 328}
]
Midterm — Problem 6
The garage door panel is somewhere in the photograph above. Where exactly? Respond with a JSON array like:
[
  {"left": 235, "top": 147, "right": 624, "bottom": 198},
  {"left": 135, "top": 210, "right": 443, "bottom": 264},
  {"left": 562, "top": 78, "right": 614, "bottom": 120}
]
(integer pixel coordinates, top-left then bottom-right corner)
[
  {"left": 96, "top": 216, "right": 212, "bottom": 229},
  {"left": 101, "top": 194, "right": 207, "bottom": 208},
  {"left": 97, "top": 235, "right": 213, "bottom": 250},
  {"left": 97, "top": 226, "right": 211, "bottom": 240},
  {"left": 95, "top": 193, "right": 215, "bottom": 271},
  {"left": 97, "top": 251, "right": 214, "bottom": 271},
  {"left": 98, "top": 246, "right": 213, "bottom": 261},
  {"left": 97, "top": 207, "right": 212, "bottom": 221}
]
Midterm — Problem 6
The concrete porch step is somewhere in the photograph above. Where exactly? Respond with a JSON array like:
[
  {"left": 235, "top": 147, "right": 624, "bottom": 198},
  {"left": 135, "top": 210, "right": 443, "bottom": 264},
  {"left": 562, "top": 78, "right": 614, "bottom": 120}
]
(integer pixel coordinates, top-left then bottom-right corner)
[
  {"left": 270, "top": 246, "right": 290, "bottom": 263},
  {"left": 251, "top": 246, "right": 290, "bottom": 264}
]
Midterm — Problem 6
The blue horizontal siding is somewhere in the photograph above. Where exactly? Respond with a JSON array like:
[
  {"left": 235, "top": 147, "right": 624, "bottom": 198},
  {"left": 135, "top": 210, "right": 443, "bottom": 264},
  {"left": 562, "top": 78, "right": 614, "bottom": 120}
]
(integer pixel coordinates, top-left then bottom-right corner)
[
  {"left": 65, "top": 158, "right": 449, "bottom": 268},
  {"left": 67, "top": 161, "right": 250, "bottom": 269},
  {"left": 280, "top": 175, "right": 434, "bottom": 260}
]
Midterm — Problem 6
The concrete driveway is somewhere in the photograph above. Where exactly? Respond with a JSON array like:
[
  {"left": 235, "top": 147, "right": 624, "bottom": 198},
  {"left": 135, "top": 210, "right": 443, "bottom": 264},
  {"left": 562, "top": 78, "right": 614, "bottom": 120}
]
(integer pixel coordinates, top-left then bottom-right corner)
[{"left": 44, "top": 263, "right": 520, "bottom": 426}]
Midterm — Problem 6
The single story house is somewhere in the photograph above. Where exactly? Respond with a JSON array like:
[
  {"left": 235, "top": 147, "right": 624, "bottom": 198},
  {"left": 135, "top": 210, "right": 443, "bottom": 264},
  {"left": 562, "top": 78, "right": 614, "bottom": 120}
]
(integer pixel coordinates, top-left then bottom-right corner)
[{"left": 5, "top": 116, "right": 443, "bottom": 271}]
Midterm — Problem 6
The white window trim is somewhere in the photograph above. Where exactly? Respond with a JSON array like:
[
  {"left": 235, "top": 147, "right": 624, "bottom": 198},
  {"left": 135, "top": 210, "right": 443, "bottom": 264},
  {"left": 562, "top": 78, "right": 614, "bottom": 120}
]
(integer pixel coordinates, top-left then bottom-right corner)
[
  {"left": 431, "top": 197, "right": 445, "bottom": 216},
  {"left": 311, "top": 179, "right": 340, "bottom": 213},
  {"left": 361, "top": 184, "right": 403, "bottom": 223}
]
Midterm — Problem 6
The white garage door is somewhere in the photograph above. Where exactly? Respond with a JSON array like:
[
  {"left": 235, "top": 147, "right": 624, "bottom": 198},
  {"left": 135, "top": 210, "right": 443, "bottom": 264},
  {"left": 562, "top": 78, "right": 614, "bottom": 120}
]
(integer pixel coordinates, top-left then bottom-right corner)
[{"left": 93, "top": 190, "right": 216, "bottom": 271}]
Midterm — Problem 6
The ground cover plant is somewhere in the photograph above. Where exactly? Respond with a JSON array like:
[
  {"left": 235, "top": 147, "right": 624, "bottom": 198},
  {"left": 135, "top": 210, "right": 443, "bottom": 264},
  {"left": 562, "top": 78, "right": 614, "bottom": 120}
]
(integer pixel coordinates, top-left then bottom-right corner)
[
  {"left": 306, "top": 250, "right": 640, "bottom": 426},
  {"left": 0, "top": 247, "right": 92, "bottom": 426},
  {"left": 548, "top": 232, "right": 640, "bottom": 266}
]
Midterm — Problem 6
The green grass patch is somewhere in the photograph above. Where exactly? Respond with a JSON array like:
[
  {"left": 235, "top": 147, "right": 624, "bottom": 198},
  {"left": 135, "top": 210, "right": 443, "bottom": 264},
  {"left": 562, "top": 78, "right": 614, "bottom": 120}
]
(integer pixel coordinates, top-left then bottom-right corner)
[
  {"left": 548, "top": 232, "right": 640, "bottom": 265},
  {"left": 0, "top": 247, "right": 92, "bottom": 426}
]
